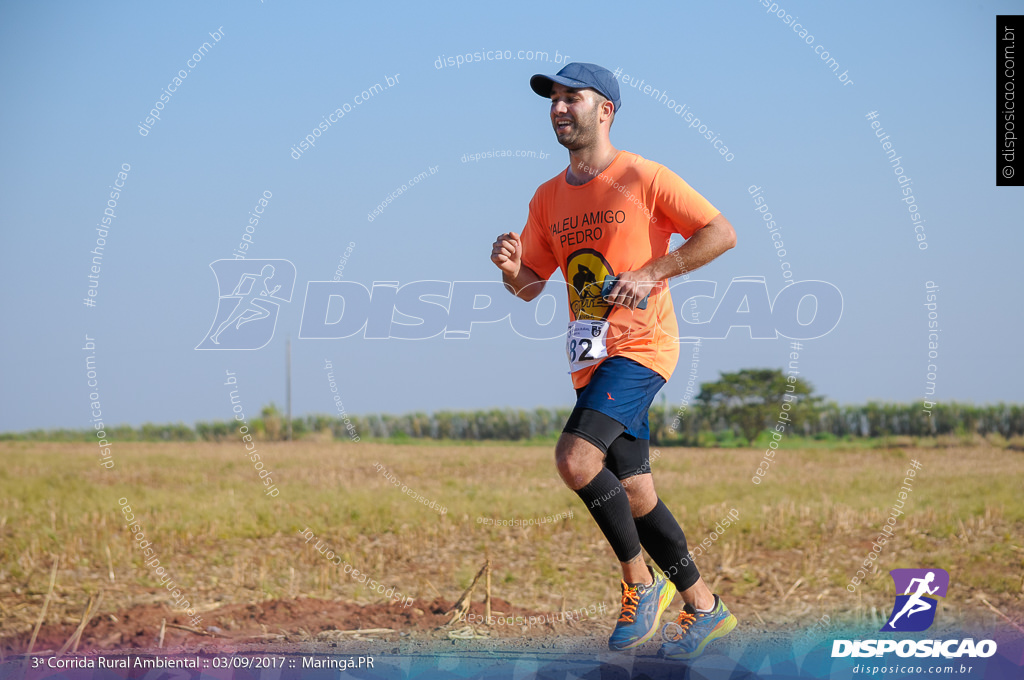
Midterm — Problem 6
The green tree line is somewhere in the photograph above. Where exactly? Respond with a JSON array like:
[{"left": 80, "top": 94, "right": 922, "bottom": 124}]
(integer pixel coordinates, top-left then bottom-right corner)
[{"left": 5, "top": 370, "right": 1022, "bottom": 445}]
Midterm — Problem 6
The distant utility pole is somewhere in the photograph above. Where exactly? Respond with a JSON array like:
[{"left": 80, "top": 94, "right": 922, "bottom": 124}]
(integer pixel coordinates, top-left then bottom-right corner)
[{"left": 286, "top": 337, "right": 292, "bottom": 441}]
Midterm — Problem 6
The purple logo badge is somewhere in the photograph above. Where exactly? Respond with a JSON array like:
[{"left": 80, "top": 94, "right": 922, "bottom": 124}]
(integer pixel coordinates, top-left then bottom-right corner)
[{"left": 881, "top": 568, "right": 949, "bottom": 632}]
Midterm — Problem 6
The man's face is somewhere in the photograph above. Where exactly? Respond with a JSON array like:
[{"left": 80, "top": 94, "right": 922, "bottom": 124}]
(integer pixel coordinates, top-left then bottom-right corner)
[{"left": 549, "top": 83, "right": 604, "bottom": 151}]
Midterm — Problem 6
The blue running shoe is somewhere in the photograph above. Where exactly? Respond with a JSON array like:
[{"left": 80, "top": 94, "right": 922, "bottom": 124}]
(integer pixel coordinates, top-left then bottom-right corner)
[
  {"left": 608, "top": 567, "right": 677, "bottom": 651},
  {"left": 658, "top": 595, "right": 737, "bottom": 659}
]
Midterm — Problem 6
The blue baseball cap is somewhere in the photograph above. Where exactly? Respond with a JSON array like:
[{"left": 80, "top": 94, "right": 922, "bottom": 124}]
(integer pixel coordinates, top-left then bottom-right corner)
[{"left": 530, "top": 62, "right": 621, "bottom": 111}]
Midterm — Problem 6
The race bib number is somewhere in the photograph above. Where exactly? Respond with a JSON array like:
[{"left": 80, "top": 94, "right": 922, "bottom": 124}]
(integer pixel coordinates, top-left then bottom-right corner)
[{"left": 566, "top": 320, "right": 609, "bottom": 373}]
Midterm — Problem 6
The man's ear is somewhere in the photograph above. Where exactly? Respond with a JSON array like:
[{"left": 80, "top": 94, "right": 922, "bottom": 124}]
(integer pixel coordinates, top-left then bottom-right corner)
[{"left": 603, "top": 100, "right": 615, "bottom": 125}]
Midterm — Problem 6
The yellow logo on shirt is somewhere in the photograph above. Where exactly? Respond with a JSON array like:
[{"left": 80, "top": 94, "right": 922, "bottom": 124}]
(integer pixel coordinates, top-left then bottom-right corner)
[{"left": 567, "top": 249, "right": 614, "bottom": 321}]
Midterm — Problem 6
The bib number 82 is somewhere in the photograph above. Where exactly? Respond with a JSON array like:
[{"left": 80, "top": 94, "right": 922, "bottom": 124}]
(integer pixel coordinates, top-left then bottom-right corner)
[
  {"left": 566, "top": 319, "right": 608, "bottom": 372},
  {"left": 568, "top": 338, "right": 594, "bottom": 363}
]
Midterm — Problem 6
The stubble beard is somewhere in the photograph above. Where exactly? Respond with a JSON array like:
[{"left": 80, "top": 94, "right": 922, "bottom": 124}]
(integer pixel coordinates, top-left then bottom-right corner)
[{"left": 555, "top": 104, "right": 600, "bottom": 152}]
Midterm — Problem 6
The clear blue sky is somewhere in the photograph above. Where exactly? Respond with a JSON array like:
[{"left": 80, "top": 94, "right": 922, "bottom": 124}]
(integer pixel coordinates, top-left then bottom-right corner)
[{"left": 2, "top": 1, "right": 1021, "bottom": 431}]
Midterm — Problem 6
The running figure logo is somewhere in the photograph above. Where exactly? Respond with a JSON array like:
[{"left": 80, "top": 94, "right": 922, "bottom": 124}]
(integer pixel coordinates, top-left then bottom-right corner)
[
  {"left": 880, "top": 568, "right": 949, "bottom": 632},
  {"left": 196, "top": 259, "right": 296, "bottom": 350}
]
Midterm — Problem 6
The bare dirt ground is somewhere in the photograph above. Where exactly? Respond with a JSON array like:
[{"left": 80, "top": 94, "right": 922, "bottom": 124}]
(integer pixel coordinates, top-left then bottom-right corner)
[{"left": 0, "top": 595, "right": 612, "bottom": 655}]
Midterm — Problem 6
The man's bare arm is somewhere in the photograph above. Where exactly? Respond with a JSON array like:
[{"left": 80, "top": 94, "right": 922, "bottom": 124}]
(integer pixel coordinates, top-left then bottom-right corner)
[
  {"left": 643, "top": 213, "right": 737, "bottom": 281},
  {"left": 490, "top": 231, "right": 546, "bottom": 301},
  {"left": 502, "top": 265, "right": 545, "bottom": 301},
  {"left": 605, "top": 214, "right": 737, "bottom": 308}
]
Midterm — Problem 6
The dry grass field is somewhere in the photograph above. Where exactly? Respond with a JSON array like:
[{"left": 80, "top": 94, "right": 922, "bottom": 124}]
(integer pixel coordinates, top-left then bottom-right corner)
[{"left": 1, "top": 439, "right": 1022, "bottom": 653}]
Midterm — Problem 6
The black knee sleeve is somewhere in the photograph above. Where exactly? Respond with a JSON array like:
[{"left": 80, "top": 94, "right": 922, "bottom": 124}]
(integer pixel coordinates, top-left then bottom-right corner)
[
  {"left": 574, "top": 468, "right": 642, "bottom": 564},
  {"left": 634, "top": 499, "right": 701, "bottom": 591}
]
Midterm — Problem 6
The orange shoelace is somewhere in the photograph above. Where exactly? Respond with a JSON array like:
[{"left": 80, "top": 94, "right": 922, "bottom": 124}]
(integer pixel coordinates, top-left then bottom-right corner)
[
  {"left": 617, "top": 583, "right": 641, "bottom": 623},
  {"left": 665, "top": 610, "right": 697, "bottom": 641}
]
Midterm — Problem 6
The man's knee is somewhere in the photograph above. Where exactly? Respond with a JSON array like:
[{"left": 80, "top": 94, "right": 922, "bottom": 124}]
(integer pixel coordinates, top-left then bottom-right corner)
[
  {"left": 555, "top": 434, "right": 604, "bottom": 490},
  {"left": 622, "top": 474, "right": 657, "bottom": 517}
]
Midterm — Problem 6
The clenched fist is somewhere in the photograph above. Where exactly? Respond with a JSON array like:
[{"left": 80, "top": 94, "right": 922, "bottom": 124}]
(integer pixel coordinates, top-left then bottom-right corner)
[{"left": 491, "top": 231, "right": 523, "bottom": 277}]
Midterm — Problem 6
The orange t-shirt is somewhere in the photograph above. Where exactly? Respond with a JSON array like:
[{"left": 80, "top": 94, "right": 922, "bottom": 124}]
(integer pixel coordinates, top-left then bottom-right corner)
[{"left": 520, "top": 150, "right": 720, "bottom": 389}]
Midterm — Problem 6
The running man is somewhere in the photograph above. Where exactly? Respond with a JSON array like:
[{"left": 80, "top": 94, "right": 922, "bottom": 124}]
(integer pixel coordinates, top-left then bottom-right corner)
[
  {"left": 888, "top": 572, "right": 939, "bottom": 626},
  {"left": 490, "top": 63, "right": 737, "bottom": 658},
  {"left": 210, "top": 264, "right": 281, "bottom": 345}
]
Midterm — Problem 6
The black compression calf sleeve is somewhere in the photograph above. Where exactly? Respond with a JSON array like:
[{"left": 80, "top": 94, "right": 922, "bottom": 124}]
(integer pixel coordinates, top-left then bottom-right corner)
[
  {"left": 575, "top": 468, "right": 643, "bottom": 564},
  {"left": 634, "top": 499, "right": 701, "bottom": 592}
]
